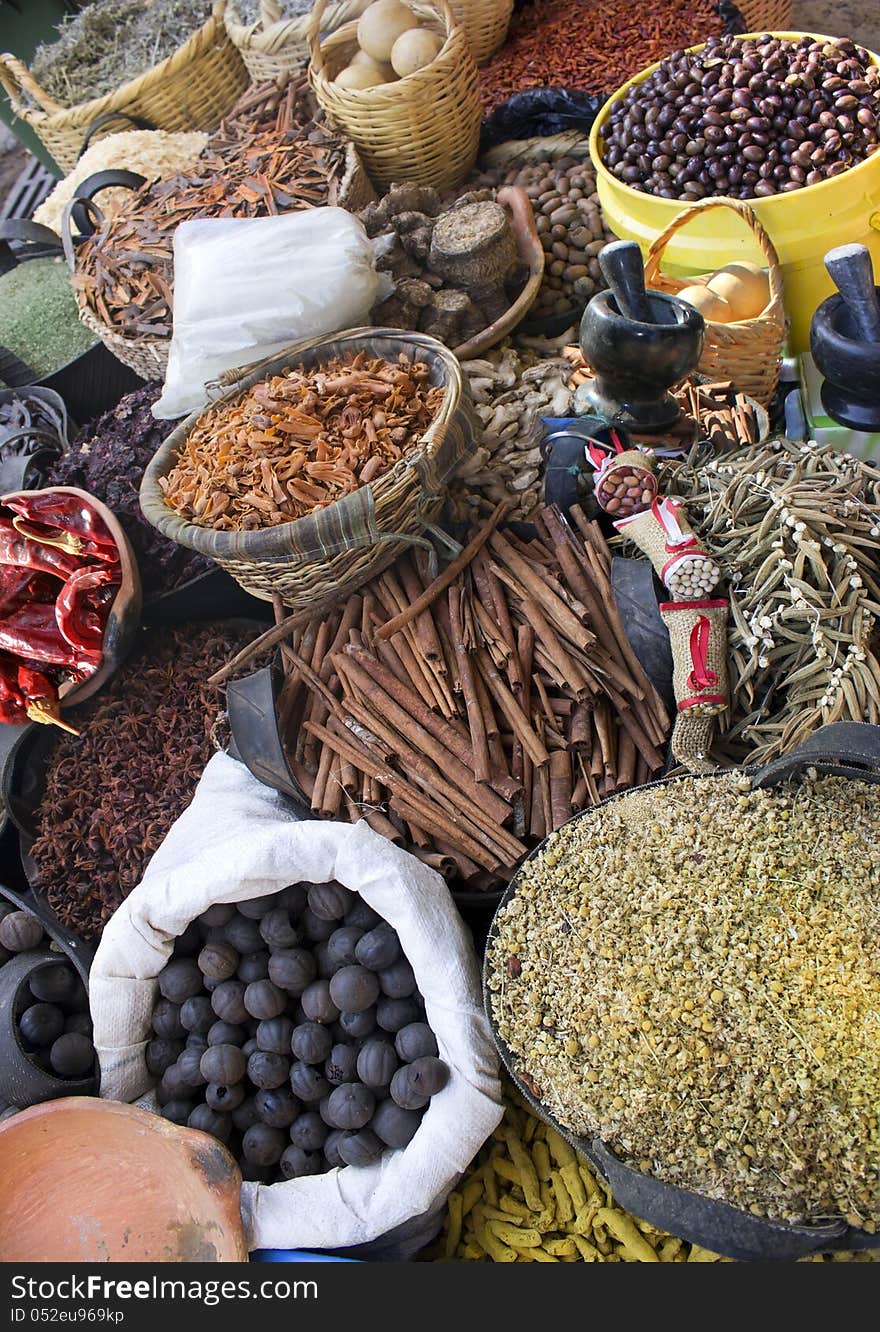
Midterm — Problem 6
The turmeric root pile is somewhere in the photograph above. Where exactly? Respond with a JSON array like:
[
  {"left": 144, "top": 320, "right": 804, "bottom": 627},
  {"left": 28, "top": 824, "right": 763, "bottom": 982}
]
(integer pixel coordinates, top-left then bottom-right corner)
[{"left": 159, "top": 352, "right": 444, "bottom": 531}]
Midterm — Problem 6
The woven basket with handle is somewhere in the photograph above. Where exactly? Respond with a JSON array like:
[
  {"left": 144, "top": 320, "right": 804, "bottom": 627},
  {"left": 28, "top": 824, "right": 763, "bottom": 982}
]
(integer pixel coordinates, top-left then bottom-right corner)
[
  {"left": 139, "top": 328, "right": 477, "bottom": 613},
  {"left": 643, "top": 197, "right": 787, "bottom": 408},
  {"left": 307, "top": 0, "right": 481, "bottom": 191},
  {"left": 64, "top": 141, "right": 376, "bottom": 383},
  {"left": 448, "top": 0, "right": 514, "bottom": 66},
  {"left": 223, "top": 0, "right": 373, "bottom": 82},
  {"left": 736, "top": 0, "right": 792, "bottom": 33},
  {"left": 0, "top": 3, "right": 248, "bottom": 177}
]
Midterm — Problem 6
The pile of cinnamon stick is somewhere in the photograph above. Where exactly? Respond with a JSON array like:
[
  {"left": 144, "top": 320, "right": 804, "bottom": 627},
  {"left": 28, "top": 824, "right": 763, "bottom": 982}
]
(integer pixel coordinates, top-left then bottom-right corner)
[{"left": 214, "top": 502, "right": 669, "bottom": 890}]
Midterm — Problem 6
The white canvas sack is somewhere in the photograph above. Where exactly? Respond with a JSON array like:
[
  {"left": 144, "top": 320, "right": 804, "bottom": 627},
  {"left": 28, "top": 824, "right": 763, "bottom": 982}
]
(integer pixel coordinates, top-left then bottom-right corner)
[{"left": 89, "top": 751, "right": 503, "bottom": 1253}]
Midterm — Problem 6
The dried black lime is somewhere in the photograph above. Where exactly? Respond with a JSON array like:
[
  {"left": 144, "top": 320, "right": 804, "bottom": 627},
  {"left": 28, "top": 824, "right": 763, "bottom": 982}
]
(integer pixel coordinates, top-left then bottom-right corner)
[
  {"left": 344, "top": 900, "right": 381, "bottom": 931},
  {"left": 299, "top": 908, "right": 335, "bottom": 943},
  {"left": 323, "top": 1129, "right": 346, "bottom": 1168},
  {"left": 326, "top": 1083, "right": 374, "bottom": 1131},
  {"left": 146, "top": 1038, "right": 184, "bottom": 1077},
  {"left": 289, "top": 1061, "right": 329, "bottom": 1104},
  {"left": 236, "top": 895, "right": 277, "bottom": 921},
  {"left": 289, "top": 1112, "right": 327, "bottom": 1152},
  {"left": 279, "top": 1145, "right": 322, "bottom": 1179},
  {"left": 356, "top": 1039, "right": 398, "bottom": 1090},
  {"left": 372, "top": 1099, "right": 422, "bottom": 1148},
  {"left": 224, "top": 914, "right": 264, "bottom": 954},
  {"left": 29, "top": 964, "right": 81, "bottom": 1006},
  {"left": 339, "top": 1008, "right": 376, "bottom": 1040},
  {"left": 48, "top": 1032, "right": 94, "bottom": 1078},
  {"left": 390, "top": 1065, "right": 429, "bottom": 1111},
  {"left": 355, "top": 925, "right": 402, "bottom": 972},
  {"left": 232, "top": 1097, "right": 262, "bottom": 1133},
  {"left": 19, "top": 1002, "right": 64, "bottom": 1048},
  {"left": 242, "top": 1123, "right": 286, "bottom": 1166},
  {"left": 255, "top": 1087, "right": 300, "bottom": 1128},
  {"left": 199, "top": 1043, "right": 246, "bottom": 1086},
  {"left": 324, "top": 1044, "right": 359, "bottom": 1087},
  {"left": 378, "top": 958, "right": 416, "bottom": 1000},
  {"left": 188, "top": 1104, "right": 232, "bottom": 1143},
  {"left": 157, "top": 958, "right": 203, "bottom": 1004},
  {"left": 244, "top": 979, "right": 286, "bottom": 1021},
  {"left": 176, "top": 1047, "right": 208, "bottom": 1088},
  {"left": 256, "top": 1017, "right": 295, "bottom": 1055},
  {"left": 325, "top": 927, "right": 363, "bottom": 971},
  {"left": 180, "top": 996, "right": 215, "bottom": 1033},
  {"left": 198, "top": 941, "right": 239, "bottom": 981},
  {"left": 259, "top": 909, "right": 299, "bottom": 950},
  {"left": 210, "top": 980, "right": 249, "bottom": 1025},
  {"left": 207, "top": 1020, "right": 246, "bottom": 1047},
  {"left": 238, "top": 952, "right": 270, "bottom": 984},
  {"left": 300, "top": 980, "right": 339, "bottom": 1025},
  {"left": 161, "top": 1099, "right": 194, "bottom": 1125},
  {"left": 268, "top": 948, "right": 316, "bottom": 995},
  {"left": 290, "top": 1022, "right": 332, "bottom": 1065},
  {"left": 152, "top": 999, "right": 187, "bottom": 1040},
  {"left": 376, "top": 996, "right": 422, "bottom": 1033},
  {"left": 395, "top": 1023, "right": 438, "bottom": 1062},
  {"left": 328, "top": 965, "right": 380, "bottom": 1014},
  {"left": 338, "top": 1129, "right": 383, "bottom": 1167},
  {"left": 307, "top": 883, "right": 354, "bottom": 922},
  {"left": 206, "top": 1082, "right": 246, "bottom": 1112},
  {"left": 247, "top": 1051, "right": 290, "bottom": 1090},
  {"left": 0, "top": 911, "right": 44, "bottom": 953}
]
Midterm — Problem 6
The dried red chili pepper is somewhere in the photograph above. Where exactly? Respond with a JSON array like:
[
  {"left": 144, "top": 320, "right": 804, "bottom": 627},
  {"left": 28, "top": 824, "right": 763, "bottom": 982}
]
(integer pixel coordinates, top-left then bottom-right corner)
[
  {"left": 3, "top": 492, "right": 118, "bottom": 562},
  {"left": 0, "top": 657, "right": 27, "bottom": 724},
  {"left": 0, "top": 602, "right": 99, "bottom": 670},
  {"left": 55, "top": 565, "right": 119, "bottom": 658},
  {"left": 16, "top": 664, "right": 80, "bottom": 734},
  {"left": 0, "top": 520, "right": 80, "bottom": 581}
]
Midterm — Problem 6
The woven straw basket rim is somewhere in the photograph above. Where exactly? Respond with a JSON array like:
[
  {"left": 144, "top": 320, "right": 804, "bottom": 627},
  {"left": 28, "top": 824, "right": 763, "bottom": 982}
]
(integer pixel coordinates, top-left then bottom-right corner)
[{"left": 139, "top": 326, "right": 465, "bottom": 561}]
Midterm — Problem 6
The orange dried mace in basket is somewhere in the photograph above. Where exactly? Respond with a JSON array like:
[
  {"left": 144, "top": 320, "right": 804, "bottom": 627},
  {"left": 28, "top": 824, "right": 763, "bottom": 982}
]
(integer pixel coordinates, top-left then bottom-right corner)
[{"left": 159, "top": 352, "right": 445, "bottom": 531}]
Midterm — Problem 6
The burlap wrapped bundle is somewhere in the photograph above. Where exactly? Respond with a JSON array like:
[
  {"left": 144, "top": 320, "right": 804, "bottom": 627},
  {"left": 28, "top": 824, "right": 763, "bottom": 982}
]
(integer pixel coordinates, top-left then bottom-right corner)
[
  {"left": 592, "top": 447, "right": 657, "bottom": 518},
  {"left": 615, "top": 497, "right": 721, "bottom": 599},
  {"left": 660, "top": 598, "right": 729, "bottom": 718}
]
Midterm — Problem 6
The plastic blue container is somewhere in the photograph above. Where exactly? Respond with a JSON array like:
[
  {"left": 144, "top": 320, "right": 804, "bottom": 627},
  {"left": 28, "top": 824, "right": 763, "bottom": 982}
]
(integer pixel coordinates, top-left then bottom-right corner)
[{"left": 251, "top": 1250, "right": 359, "bottom": 1263}]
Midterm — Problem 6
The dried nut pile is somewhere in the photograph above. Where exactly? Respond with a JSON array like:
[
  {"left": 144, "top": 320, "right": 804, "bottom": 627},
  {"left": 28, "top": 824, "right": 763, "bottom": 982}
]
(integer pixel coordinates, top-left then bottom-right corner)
[
  {"left": 431, "top": 1088, "right": 727, "bottom": 1261},
  {"left": 601, "top": 34, "right": 880, "bottom": 202},
  {"left": 453, "top": 346, "right": 573, "bottom": 522},
  {"left": 159, "top": 354, "right": 444, "bottom": 531},
  {"left": 487, "top": 773, "right": 880, "bottom": 1227},
  {"left": 149, "top": 884, "right": 448, "bottom": 1181},
  {"left": 472, "top": 156, "right": 615, "bottom": 320},
  {"left": 658, "top": 436, "right": 880, "bottom": 764}
]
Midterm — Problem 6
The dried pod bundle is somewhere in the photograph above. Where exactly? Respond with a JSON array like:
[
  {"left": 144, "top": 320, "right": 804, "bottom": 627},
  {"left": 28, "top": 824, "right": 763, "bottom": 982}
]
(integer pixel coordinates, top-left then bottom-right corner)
[
  {"left": 150, "top": 886, "right": 448, "bottom": 1180},
  {"left": 29, "top": 622, "right": 260, "bottom": 943},
  {"left": 159, "top": 353, "right": 444, "bottom": 531},
  {"left": 72, "top": 79, "right": 352, "bottom": 340},
  {"left": 658, "top": 437, "right": 880, "bottom": 764},
  {"left": 222, "top": 504, "right": 669, "bottom": 891},
  {"left": 486, "top": 772, "right": 880, "bottom": 1228}
]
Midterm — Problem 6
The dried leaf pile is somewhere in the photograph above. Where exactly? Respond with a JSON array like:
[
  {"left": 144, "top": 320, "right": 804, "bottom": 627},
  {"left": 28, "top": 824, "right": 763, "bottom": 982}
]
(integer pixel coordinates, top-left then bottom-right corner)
[
  {"left": 159, "top": 353, "right": 444, "bottom": 531},
  {"left": 658, "top": 437, "right": 880, "bottom": 764},
  {"left": 72, "top": 80, "right": 350, "bottom": 339}
]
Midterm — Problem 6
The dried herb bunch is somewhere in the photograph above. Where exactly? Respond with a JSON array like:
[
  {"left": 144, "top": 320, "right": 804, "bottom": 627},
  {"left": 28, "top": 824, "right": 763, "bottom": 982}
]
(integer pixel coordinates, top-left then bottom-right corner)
[
  {"left": 30, "top": 621, "right": 257, "bottom": 944},
  {"left": 43, "top": 384, "right": 211, "bottom": 598},
  {"left": 31, "top": 0, "right": 212, "bottom": 106},
  {"left": 72, "top": 79, "right": 350, "bottom": 339},
  {"left": 159, "top": 353, "right": 444, "bottom": 531},
  {"left": 487, "top": 772, "right": 880, "bottom": 1227},
  {"left": 656, "top": 437, "right": 880, "bottom": 763}
]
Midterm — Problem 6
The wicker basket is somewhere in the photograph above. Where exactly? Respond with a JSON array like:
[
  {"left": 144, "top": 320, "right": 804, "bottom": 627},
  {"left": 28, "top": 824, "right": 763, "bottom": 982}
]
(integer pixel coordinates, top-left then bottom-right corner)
[
  {"left": 449, "top": 0, "right": 514, "bottom": 66},
  {"left": 139, "top": 328, "right": 476, "bottom": 612},
  {"left": 0, "top": 4, "right": 248, "bottom": 177},
  {"left": 66, "top": 141, "right": 376, "bottom": 382},
  {"left": 737, "top": 0, "right": 793, "bottom": 32},
  {"left": 223, "top": 0, "right": 373, "bottom": 82},
  {"left": 643, "top": 197, "right": 787, "bottom": 407},
  {"left": 307, "top": 0, "right": 482, "bottom": 191}
]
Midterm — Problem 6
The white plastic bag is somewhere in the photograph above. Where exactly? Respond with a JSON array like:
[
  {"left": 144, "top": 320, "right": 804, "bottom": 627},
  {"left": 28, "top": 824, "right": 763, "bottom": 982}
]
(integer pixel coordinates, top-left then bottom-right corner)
[
  {"left": 89, "top": 751, "right": 504, "bottom": 1254},
  {"left": 153, "top": 208, "right": 387, "bottom": 420}
]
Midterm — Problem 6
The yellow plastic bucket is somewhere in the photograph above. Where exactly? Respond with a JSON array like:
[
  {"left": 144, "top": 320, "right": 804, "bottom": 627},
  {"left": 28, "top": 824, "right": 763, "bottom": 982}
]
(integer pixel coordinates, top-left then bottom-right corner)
[{"left": 589, "top": 33, "right": 880, "bottom": 354}]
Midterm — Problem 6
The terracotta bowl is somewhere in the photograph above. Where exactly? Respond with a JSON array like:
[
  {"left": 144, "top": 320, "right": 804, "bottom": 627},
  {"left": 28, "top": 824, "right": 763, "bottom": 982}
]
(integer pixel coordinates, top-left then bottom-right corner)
[
  {"left": 0, "top": 486, "right": 142, "bottom": 709},
  {"left": 0, "top": 1097, "right": 248, "bottom": 1262}
]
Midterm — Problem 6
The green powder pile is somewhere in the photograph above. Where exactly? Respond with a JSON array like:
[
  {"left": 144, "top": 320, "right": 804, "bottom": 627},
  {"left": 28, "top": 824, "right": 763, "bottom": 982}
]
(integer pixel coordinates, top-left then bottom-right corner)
[{"left": 0, "top": 259, "right": 98, "bottom": 380}]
